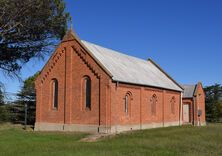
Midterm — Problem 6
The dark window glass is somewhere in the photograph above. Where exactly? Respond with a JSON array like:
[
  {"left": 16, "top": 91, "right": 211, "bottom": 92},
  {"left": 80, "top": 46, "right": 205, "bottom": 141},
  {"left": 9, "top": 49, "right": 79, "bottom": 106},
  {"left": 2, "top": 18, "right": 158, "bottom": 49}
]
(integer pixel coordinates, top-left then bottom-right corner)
[
  {"left": 125, "top": 94, "right": 129, "bottom": 114},
  {"left": 52, "top": 79, "right": 58, "bottom": 109},
  {"left": 84, "top": 77, "right": 91, "bottom": 109}
]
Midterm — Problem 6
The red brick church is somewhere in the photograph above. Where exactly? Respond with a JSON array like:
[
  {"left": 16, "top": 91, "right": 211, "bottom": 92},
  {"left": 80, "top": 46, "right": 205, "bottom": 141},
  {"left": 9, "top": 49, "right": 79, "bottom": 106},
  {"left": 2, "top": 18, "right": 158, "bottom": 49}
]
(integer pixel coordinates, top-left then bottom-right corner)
[{"left": 34, "top": 29, "right": 206, "bottom": 133}]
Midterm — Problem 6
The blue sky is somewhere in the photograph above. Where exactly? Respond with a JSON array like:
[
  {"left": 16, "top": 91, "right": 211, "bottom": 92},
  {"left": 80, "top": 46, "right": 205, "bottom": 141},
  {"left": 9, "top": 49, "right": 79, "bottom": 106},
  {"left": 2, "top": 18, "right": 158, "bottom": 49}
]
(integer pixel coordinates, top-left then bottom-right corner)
[{"left": 1, "top": 0, "right": 222, "bottom": 96}]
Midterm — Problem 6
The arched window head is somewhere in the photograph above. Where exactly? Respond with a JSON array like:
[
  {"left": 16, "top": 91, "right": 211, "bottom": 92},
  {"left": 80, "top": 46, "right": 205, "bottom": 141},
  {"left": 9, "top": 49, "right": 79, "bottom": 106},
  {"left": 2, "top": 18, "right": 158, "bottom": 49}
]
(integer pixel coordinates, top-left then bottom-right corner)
[
  {"left": 150, "top": 94, "right": 157, "bottom": 116},
  {"left": 51, "top": 79, "right": 58, "bottom": 109},
  {"left": 124, "top": 92, "right": 132, "bottom": 115},
  {"left": 170, "top": 96, "right": 176, "bottom": 114},
  {"left": 83, "top": 76, "right": 91, "bottom": 110},
  {"left": 125, "top": 94, "right": 129, "bottom": 114}
]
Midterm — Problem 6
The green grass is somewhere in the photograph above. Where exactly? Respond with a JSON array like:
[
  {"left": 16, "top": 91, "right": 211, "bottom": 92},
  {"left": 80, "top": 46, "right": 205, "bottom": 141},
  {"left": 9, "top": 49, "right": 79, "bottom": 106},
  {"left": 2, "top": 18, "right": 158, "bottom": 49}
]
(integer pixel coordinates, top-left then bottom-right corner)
[{"left": 0, "top": 123, "right": 222, "bottom": 156}]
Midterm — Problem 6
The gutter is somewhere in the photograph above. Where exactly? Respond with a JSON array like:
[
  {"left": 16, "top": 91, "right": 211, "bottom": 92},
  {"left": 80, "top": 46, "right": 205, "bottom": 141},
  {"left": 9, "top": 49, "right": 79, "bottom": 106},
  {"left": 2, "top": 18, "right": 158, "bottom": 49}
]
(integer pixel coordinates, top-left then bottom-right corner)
[{"left": 112, "top": 80, "right": 182, "bottom": 93}]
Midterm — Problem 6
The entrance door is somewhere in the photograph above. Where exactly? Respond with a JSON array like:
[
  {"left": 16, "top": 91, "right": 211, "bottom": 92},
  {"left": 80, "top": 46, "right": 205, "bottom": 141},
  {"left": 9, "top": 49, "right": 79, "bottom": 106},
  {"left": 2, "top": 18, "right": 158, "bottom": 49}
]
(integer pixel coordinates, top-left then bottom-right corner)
[{"left": 183, "top": 104, "right": 190, "bottom": 123}]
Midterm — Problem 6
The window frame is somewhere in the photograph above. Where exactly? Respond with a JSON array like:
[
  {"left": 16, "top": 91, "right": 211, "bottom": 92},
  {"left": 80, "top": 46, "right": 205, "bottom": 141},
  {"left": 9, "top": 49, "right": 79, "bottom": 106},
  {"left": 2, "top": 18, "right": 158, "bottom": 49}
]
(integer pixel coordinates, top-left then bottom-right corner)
[
  {"left": 125, "top": 94, "right": 129, "bottom": 114},
  {"left": 82, "top": 76, "right": 91, "bottom": 110},
  {"left": 124, "top": 92, "right": 132, "bottom": 116},
  {"left": 170, "top": 96, "right": 176, "bottom": 114},
  {"left": 51, "top": 79, "right": 58, "bottom": 110},
  {"left": 150, "top": 94, "right": 157, "bottom": 116}
]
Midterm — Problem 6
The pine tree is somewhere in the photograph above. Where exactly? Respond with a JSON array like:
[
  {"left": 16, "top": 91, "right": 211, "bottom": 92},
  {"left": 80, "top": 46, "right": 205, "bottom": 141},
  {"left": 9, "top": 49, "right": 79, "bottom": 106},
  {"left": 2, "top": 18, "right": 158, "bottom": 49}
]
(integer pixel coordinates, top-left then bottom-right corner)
[
  {"left": 204, "top": 84, "right": 222, "bottom": 122},
  {"left": 0, "top": 0, "right": 70, "bottom": 77},
  {"left": 15, "top": 72, "right": 39, "bottom": 125}
]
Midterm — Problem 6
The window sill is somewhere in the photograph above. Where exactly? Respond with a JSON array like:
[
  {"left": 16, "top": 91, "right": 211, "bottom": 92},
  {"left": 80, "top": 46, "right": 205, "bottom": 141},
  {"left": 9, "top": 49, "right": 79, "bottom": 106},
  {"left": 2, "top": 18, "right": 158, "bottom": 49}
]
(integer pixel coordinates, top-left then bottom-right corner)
[
  {"left": 85, "top": 108, "right": 91, "bottom": 111},
  {"left": 52, "top": 108, "right": 58, "bottom": 111}
]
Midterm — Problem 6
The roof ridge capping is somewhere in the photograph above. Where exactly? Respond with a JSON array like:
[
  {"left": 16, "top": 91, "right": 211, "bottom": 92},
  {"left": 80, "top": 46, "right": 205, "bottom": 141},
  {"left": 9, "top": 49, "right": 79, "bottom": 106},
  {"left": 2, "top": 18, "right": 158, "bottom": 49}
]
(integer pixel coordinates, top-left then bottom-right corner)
[{"left": 147, "top": 58, "right": 184, "bottom": 91}]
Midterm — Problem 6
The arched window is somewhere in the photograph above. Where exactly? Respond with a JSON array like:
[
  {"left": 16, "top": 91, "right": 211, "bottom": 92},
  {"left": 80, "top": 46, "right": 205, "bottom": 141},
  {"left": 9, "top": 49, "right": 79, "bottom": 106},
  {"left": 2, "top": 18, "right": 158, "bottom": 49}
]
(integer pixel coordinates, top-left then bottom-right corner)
[
  {"left": 124, "top": 92, "right": 132, "bottom": 115},
  {"left": 125, "top": 94, "right": 129, "bottom": 114},
  {"left": 170, "top": 96, "right": 176, "bottom": 114},
  {"left": 51, "top": 79, "right": 58, "bottom": 109},
  {"left": 83, "top": 76, "right": 91, "bottom": 110},
  {"left": 150, "top": 94, "right": 157, "bottom": 116}
]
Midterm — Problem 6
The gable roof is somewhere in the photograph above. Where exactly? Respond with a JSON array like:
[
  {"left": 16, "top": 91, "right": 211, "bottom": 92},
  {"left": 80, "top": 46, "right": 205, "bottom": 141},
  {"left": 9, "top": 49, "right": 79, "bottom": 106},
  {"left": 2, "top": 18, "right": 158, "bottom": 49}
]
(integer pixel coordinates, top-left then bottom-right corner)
[
  {"left": 81, "top": 40, "right": 183, "bottom": 92},
  {"left": 181, "top": 84, "right": 197, "bottom": 98}
]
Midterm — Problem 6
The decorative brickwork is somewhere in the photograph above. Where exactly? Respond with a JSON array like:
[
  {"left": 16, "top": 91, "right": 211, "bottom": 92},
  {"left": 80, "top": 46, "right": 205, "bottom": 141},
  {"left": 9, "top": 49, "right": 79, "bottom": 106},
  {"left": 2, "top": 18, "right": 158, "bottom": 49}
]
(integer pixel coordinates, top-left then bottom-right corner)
[{"left": 35, "top": 30, "right": 205, "bottom": 133}]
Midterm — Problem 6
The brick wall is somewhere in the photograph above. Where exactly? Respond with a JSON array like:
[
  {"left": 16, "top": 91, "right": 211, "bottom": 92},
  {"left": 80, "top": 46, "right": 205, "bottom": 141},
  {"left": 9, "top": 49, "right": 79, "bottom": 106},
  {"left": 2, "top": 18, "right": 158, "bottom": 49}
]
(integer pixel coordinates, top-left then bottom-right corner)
[
  {"left": 35, "top": 38, "right": 111, "bottom": 126},
  {"left": 182, "top": 83, "right": 206, "bottom": 125},
  {"left": 110, "top": 83, "right": 181, "bottom": 126},
  {"left": 35, "top": 33, "right": 182, "bottom": 131},
  {"left": 194, "top": 83, "right": 206, "bottom": 125}
]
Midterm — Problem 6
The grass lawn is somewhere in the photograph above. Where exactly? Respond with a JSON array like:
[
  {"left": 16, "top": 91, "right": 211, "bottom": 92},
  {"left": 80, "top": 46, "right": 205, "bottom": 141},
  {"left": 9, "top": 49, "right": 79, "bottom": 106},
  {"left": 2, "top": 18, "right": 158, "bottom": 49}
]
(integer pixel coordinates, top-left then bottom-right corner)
[{"left": 0, "top": 123, "right": 222, "bottom": 156}]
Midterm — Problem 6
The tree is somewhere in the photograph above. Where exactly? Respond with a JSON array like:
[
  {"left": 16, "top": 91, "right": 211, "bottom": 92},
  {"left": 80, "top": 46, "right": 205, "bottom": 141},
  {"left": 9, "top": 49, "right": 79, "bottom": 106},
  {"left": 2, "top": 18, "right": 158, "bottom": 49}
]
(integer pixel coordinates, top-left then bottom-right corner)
[
  {"left": 0, "top": 0, "right": 70, "bottom": 76},
  {"left": 0, "top": 83, "right": 10, "bottom": 123},
  {"left": 0, "top": 83, "right": 4, "bottom": 105},
  {"left": 15, "top": 72, "right": 39, "bottom": 125},
  {"left": 18, "top": 72, "right": 38, "bottom": 101},
  {"left": 204, "top": 84, "right": 222, "bottom": 122}
]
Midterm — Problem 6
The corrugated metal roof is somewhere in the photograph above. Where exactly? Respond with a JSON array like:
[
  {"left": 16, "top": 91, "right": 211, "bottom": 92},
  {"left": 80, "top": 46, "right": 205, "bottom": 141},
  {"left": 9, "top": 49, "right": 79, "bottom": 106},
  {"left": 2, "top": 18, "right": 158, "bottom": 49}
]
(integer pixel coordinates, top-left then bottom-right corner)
[
  {"left": 81, "top": 40, "right": 182, "bottom": 92},
  {"left": 182, "top": 85, "right": 196, "bottom": 98}
]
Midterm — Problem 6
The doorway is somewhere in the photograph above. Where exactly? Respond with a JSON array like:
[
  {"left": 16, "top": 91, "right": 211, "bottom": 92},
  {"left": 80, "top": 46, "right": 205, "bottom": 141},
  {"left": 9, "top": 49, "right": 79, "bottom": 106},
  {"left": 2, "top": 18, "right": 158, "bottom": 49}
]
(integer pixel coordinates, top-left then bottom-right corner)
[{"left": 183, "top": 104, "right": 190, "bottom": 123}]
